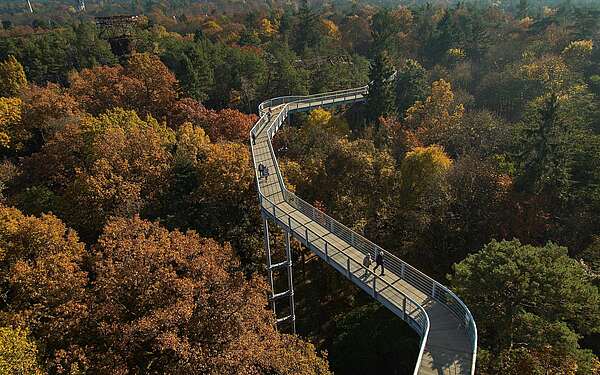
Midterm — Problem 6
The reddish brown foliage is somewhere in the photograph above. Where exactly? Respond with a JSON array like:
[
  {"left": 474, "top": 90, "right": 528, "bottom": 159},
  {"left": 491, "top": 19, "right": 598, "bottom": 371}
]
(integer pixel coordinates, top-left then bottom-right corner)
[
  {"left": 86, "top": 216, "right": 330, "bottom": 374},
  {"left": 19, "top": 83, "right": 82, "bottom": 151},
  {"left": 170, "top": 98, "right": 256, "bottom": 143},
  {"left": 69, "top": 53, "right": 177, "bottom": 121}
]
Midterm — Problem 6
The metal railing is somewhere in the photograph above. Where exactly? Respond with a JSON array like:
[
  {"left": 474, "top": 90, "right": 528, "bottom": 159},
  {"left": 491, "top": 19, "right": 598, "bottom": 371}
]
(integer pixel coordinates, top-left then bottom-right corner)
[{"left": 250, "top": 86, "right": 477, "bottom": 375}]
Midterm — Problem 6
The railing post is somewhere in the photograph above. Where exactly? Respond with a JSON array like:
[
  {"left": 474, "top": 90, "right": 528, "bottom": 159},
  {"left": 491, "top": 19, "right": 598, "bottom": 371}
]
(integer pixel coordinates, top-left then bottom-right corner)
[
  {"left": 288, "top": 216, "right": 291, "bottom": 230},
  {"left": 401, "top": 263, "right": 405, "bottom": 279},
  {"left": 324, "top": 241, "right": 329, "bottom": 260},
  {"left": 403, "top": 297, "right": 407, "bottom": 320},
  {"left": 432, "top": 282, "right": 436, "bottom": 298}
]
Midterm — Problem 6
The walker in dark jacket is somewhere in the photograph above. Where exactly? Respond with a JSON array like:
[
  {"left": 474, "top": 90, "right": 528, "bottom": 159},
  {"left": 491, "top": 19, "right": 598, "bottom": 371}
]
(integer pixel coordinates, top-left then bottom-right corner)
[{"left": 374, "top": 250, "right": 385, "bottom": 276}]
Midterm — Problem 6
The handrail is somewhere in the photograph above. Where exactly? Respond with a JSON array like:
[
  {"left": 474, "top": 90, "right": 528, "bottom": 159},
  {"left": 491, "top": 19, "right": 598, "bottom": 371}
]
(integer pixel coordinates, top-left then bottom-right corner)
[
  {"left": 261, "top": 194, "right": 430, "bottom": 374},
  {"left": 250, "top": 85, "right": 477, "bottom": 375},
  {"left": 263, "top": 196, "right": 430, "bottom": 330}
]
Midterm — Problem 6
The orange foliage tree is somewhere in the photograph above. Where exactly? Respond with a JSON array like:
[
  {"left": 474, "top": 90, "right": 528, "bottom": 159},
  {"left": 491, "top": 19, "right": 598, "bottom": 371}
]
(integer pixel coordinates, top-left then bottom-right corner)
[
  {"left": 19, "top": 83, "right": 81, "bottom": 153},
  {"left": 86, "top": 216, "right": 331, "bottom": 374},
  {"left": 0, "top": 204, "right": 88, "bottom": 372},
  {"left": 19, "top": 109, "right": 174, "bottom": 241},
  {"left": 69, "top": 53, "right": 178, "bottom": 121},
  {"left": 170, "top": 98, "right": 256, "bottom": 142}
]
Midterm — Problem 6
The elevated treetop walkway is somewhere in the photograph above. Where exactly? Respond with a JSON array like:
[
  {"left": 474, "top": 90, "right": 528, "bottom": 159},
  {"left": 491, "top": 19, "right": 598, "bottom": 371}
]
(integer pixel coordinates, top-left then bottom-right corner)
[{"left": 250, "top": 86, "right": 477, "bottom": 375}]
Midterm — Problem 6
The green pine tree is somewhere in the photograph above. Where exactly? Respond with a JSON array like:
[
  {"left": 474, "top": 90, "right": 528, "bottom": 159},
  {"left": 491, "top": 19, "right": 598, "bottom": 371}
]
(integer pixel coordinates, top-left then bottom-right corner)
[
  {"left": 518, "top": 93, "right": 572, "bottom": 199},
  {"left": 395, "top": 59, "right": 428, "bottom": 116},
  {"left": 366, "top": 50, "right": 395, "bottom": 122}
]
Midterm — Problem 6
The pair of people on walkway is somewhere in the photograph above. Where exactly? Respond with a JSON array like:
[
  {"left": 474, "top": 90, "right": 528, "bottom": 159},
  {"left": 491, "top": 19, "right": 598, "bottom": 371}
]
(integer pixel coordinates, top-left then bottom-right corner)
[
  {"left": 258, "top": 163, "right": 270, "bottom": 181},
  {"left": 362, "top": 250, "right": 384, "bottom": 277}
]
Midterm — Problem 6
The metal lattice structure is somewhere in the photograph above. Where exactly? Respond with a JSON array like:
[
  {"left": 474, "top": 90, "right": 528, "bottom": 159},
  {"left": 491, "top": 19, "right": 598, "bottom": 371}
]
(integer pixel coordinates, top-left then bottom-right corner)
[
  {"left": 95, "top": 15, "right": 140, "bottom": 57},
  {"left": 250, "top": 87, "right": 478, "bottom": 375}
]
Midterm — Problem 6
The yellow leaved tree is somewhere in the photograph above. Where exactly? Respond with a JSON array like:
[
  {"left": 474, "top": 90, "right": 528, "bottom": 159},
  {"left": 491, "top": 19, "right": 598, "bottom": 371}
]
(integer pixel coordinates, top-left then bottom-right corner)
[
  {"left": 306, "top": 108, "right": 349, "bottom": 136},
  {"left": 404, "top": 79, "right": 464, "bottom": 145},
  {"left": 0, "top": 327, "right": 42, "bottom": 375},
  {"left": 399, "top": 145, "right": 452, "bottom": 207},
  {"left": 0, "top": 97, "right": 25, "bottom": 152},
  {"left": 561, "top": 40, "right": 593, "bottom": 71},
  {"left": 260, "top": 18, "right": 278, "bottom": 36},
  {"left": 0, "top": 56, "right": 27, "bottom": 98},
  {"left": 322, "top": 19, "right": 341, "bottom": 40}
]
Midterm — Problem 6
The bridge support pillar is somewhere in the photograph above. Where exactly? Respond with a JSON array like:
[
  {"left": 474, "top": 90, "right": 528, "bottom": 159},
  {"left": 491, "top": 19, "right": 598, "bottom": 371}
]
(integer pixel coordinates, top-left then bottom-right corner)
[
  {"left": 262, "top": 216, "right": 296, "bottom": 334},
  {"left": 284, "top": 231, "right": 296, "bottom": 333},
  {"left": 263, "top": 217, "right": 276, "bottom": 315}
]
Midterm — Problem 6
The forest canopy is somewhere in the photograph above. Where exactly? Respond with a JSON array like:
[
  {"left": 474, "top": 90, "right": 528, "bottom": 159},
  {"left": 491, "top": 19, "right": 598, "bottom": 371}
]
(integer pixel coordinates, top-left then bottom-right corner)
[{"left": 0, "top": 0, "right": 599, "bottom": 374}]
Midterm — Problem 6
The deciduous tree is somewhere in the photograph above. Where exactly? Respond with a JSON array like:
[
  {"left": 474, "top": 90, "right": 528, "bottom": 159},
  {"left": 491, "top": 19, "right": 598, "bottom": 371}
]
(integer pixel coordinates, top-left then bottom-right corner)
[
  {"left": 19, "top": 109, "right": 174, "bottom": 241},
  {"left": 0, "top": 326, "right": 41, "bottom": 375},
  {"left": 0, "top": 97, "right": 24, "bottom": 153},
  {"left": 87, "top": 216, "right": 331, "bottom": 374},
  {"left": 0, "top": 56, "right": 27, "bottom": 98},
  {"left": 399, "top": 145, "right": 452, "bottom": 207},
  {"left": 0, "top": 205, "right": 88, "bottom": 372},
  {"left": 404, "top": 79, "right": 464, "bottom": 145},
  {"left": 19, "top": 83, "right": 81, "bottom": 153},
  {"left": 69, "top": 53, "right": 178, "bottom": 120}
]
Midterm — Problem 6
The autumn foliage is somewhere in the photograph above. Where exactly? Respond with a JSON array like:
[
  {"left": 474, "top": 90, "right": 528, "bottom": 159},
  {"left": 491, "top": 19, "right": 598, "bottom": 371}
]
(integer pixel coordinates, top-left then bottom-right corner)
[
  {"left": 2, "top": 3, "right": 600, "bottom": 373},
  {"left": 0, "top": 205, "right": 331, "bottom": 374},
  {"left": 69, "top": 53, "right": 178, "bottom": 121},
  {"left": 170, "top": 98, "right": 257, "bottom": 142},
  {"left": 0, "top": 205, "right": 88, "bottom": 372}
]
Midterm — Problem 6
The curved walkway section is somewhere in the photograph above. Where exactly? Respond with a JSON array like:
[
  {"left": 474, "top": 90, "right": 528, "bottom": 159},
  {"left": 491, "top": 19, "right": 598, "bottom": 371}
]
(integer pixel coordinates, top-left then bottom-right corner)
[{"left": 250, "top": 87, "right": 477, "bottom": 375}]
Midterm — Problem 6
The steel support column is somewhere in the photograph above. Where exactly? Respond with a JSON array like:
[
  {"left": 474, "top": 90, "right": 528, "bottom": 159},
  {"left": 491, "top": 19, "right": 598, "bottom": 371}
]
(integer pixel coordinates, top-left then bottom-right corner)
[
  {"left": 263, "top": 216, "right": 296, "bottom": 333},
  {"left": 263, "top": 217, "right": 276, "bottom": 314},
  {"left": 284, "top": 231, "right": 296, "bottom": 333}
]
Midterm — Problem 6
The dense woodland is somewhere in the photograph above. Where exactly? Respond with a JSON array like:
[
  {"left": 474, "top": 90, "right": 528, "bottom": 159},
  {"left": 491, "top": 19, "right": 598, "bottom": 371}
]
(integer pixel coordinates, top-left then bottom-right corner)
[{"left": 1, "top": 0, "right": 600, "bottom": 374}]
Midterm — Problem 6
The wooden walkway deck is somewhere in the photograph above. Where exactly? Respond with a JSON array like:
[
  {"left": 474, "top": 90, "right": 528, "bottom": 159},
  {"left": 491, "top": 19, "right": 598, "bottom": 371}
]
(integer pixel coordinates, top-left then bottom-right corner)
[{"left": 251, "top": 94, "right": 476, "bottom": 375}]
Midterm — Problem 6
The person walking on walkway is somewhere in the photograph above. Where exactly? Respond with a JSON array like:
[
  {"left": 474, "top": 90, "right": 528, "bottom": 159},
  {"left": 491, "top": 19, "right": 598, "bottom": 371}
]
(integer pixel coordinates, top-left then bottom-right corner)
[
  {"left": 258, "top": 163, "right": 265, "bottom": 178},
  {"left": 374, "top": 250, "right": 385, "bottom": 276},
  {"left": 362, "top": 253, "right": 372, "bottom": 278},
  {"left": 264, "top": 165, "right": 270, "bottom": 181}
]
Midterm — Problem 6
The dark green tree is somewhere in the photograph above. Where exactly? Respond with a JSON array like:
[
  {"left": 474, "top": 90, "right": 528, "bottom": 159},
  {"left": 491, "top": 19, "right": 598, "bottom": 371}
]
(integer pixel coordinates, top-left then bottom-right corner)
[
  {"left": 424, "top": 10, "right": 457, "bottom": 66},
  {"left": 293, "top": 0, "right": 323, "bottom": 54},
  {"left": 366, "top": 50, "right": 395, "bottom": 122},
  {"left": 370, "top": 9, "right": 398, "bottom": 55},
  {"left": 517, "top": 0, "right": 528, "bottom": 19},
  {"left": 450, "top": 239, "right": 600, "bottom": 353},
  {"left": 463, "top": 14, "right": 490, "bottom": 65},
  {"left": 517, "top": 93, "right": 571, "bottom": 199},
  {"left": 395, "top": 59, "right": 428, "bottom": 116},
  {"left": 330, "top": 303, "right": 419, "bottom": 374},
  {"left": 161, "top": 41, "right": 214, "bottom": 102}
]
